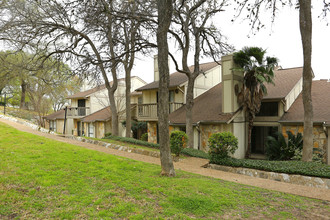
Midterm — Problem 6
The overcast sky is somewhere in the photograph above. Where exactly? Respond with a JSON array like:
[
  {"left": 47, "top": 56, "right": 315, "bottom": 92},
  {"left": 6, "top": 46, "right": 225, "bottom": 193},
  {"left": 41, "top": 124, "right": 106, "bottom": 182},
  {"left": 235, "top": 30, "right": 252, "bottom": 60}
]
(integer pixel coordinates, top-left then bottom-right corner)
[{"left": 132, "top": 2, "right": 330, "bottom": 83}]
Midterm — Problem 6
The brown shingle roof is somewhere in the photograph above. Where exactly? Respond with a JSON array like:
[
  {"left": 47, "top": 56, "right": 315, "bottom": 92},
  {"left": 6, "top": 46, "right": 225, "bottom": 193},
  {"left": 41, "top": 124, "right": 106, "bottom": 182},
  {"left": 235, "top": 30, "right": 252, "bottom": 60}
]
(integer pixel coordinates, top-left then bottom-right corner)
[
  {"left": 169, "top": 83, "right": 233, "bottom": 124},
  {"left": 280, "top": 80, "right": 330, "bottom": 124},
  {"left": 169, "top": 67, "right": 304, "bottom": 125},
  {"left": 81, "top": 107, "right": 112, "bottom": 122},
  {"left": 264, "top": 67, "right": 303, "bottom": 100},
  {"left": 136, "top": 61, "right": 220, "bottom": 91},
  {"left": 44, "top": 109, "right": 65, "bottom": 120},
  {"left": 67, "top": 84, "right": 107, "bottom": 99}
]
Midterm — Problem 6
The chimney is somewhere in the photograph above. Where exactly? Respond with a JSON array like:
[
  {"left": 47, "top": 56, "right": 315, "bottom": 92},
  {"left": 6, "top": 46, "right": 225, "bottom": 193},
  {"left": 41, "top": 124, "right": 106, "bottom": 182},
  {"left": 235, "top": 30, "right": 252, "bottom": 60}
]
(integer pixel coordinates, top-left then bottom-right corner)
[
  {"left": 154, "top": 55, "right": 159, "bottom": 82},
  {"left": 221, "top": 54, "right": 244, "bottom": 113},
  {"left": 153, "top": 54, "right": 170, "bottom": 82}
]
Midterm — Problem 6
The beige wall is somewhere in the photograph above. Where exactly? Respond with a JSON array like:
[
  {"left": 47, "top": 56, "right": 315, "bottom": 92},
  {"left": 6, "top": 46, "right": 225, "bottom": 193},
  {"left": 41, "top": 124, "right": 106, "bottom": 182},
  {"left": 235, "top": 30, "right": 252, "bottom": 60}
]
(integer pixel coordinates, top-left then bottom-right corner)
[
  {"left": 285, "top": 77, "right": 303, "bottom": 111},
  {"left": 184, "top": 65, "right": 222, "bottom": 103}
]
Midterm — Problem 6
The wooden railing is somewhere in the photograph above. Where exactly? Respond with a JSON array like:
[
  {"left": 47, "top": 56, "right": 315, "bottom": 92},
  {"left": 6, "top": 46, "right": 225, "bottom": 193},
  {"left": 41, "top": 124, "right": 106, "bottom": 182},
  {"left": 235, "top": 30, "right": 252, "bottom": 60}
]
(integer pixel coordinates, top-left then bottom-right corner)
[
  {"left": 137, "top": 102, "right": 183, "bottom": 120},
  {"left": 67, "top": 107, "right": 90, "bottom": 117}
]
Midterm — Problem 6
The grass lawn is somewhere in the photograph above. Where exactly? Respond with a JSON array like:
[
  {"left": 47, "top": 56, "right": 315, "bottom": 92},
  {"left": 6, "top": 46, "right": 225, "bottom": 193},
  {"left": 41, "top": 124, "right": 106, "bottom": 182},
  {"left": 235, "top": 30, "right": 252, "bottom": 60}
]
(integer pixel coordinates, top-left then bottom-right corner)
[{"left": 0, "top": 122, "right": 329, "bottom": 219}]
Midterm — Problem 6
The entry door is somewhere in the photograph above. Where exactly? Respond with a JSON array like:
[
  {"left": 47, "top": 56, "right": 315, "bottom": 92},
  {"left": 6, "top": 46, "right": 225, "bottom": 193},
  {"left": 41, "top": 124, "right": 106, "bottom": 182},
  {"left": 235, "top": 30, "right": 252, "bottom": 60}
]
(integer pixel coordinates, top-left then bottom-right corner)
[
  {"left": 77, "top": 121, "right": 81, "bottom": 136},
  {"left": 251, "top": 126, "right": 278, "bottom": 154},
  {"left": 78, "top": 99, "right": 86, "bottom": 116}
]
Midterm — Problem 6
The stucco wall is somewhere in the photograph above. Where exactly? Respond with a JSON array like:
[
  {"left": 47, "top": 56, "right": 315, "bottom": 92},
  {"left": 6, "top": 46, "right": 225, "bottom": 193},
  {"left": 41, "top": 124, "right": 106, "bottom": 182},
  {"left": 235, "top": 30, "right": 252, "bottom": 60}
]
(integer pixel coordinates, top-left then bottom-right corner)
[{"left": 282, "top": 125, "right": 328, "bottom": 162}]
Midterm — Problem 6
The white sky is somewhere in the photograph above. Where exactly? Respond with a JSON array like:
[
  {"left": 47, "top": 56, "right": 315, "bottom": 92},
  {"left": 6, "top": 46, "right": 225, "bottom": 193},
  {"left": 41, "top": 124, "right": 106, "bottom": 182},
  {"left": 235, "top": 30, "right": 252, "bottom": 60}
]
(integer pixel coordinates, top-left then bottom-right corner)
[{"left": 132, "top": 2, "right": 330, "bottom": 83}]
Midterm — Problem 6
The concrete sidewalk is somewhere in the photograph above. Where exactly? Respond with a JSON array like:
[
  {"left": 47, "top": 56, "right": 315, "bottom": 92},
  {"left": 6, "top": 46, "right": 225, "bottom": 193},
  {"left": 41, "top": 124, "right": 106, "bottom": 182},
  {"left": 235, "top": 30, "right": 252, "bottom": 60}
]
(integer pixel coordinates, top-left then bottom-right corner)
[{"left": 1, "top": 117, "right": 329, "bottom": 201}]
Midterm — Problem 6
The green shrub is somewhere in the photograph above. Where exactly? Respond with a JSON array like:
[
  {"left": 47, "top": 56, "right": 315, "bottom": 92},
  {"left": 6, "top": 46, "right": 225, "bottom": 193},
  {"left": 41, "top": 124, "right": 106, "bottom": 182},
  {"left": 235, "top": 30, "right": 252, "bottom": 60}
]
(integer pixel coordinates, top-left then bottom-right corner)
[
  {"left": 265, "top": 131, "right": 303, "bottom": 160},
  {"left": 208, "top": 132, "right": 238, "bottom": 160},
  {"left": 140, "top": 133, "right": 148, "bottom": 141},
  {"left": 182, "top": 148, "right": 209, "bottom": 159},
  {"left": 209, "top": 157, "right": 330, "bottom": 178},
  {"left": 104, "top": 132, "right": 112, "bottom": 138},
  {"left": 170, "top": 131, "right": 188, "bottom": 156},
  {"left": 103, "top": 135, "right": 159, "bottom": 149}
]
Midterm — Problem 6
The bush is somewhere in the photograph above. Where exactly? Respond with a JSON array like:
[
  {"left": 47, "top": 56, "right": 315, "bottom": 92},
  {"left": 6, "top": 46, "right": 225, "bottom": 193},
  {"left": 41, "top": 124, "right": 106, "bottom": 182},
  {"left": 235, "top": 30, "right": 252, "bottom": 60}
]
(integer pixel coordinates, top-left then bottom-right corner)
[
  {"left": 208, "top": 132, "right": 238, "bottom": 160},
  {"left": 140, "top": 133, "right": 148, "bottom": 142},
  {"left": 170, "top": 131, "right": 188, "bottom": 156},
  {"left": 103, "top": 135, "right": 159, "bottom": 149},
  {"left": 182, "top": 148, "right": 209, "bottom": 159},
  {"left": 209, "top": 157, "right": 330, "bottom": 178},
  {"left": 265, "top": 131, "right": 303, "bottom": 160},
  {"left": 104, "top": 132, "right": 112, "bottom": 138}
]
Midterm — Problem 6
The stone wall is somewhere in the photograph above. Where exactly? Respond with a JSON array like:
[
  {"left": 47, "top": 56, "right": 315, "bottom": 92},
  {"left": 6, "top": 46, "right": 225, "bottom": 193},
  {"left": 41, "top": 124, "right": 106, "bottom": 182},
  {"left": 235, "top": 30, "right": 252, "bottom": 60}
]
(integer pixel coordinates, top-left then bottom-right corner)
[
  {"left": 200, "top": 123, "right": 232, "bottom": 152},
  {"left": 209, "top": 163, "right": 330, "bottom": 189},
  {"left": 282, "top": 125, "right": 327, "bottom": 162},
  {"left": 147, "top": 122, "right": 157, "bottom": 144}
]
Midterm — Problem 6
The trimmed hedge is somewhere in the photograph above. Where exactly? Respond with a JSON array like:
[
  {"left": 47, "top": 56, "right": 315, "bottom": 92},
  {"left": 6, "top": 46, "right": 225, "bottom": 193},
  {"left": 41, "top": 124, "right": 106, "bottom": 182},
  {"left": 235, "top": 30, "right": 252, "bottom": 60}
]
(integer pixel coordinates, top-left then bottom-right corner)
[
  {"left": 210, "top": 157, "right": 330, "bottom": 178},
  {"left": 104, "top": 135, "right": 210, "bottom": 159},
  {"left": 182, "top": 148, "right": 209, "bottom": 159},
  {"left": 103, "top": 135, "right": 160, "bottom": 149}
]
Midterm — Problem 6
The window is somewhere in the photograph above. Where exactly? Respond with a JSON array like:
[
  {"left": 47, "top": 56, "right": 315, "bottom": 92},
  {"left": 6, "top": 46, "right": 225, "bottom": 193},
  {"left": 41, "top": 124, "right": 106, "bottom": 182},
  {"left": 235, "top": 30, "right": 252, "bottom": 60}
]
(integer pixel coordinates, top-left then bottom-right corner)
[
  {"left": 138, "top": 97, "right": 143, "bottom": 104},
  {"left": 256, "top": 102, "right": 278, "bottom": 116},
  {"left": 50, "top": 120, "right": 56, "bottom": 132},
  {"left": 88, "top": 123, "right": 94, "bottom": 138}
]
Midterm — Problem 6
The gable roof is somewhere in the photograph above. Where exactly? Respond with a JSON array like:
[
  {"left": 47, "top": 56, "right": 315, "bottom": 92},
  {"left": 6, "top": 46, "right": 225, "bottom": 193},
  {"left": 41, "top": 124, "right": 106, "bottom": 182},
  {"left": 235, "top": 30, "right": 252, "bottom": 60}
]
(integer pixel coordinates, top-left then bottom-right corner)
[
  {"left": 169, "top": 83, "right": 233, "bottom": 124},
  {"left": 67, "top": 84, "right": 107, "bottom": 99},
  {"left": 136, "top": 61, "right": 220, "bottom": 91},
  {"left": 67, "top": 76, "right": 146, "bottom": 99},
  {"left": 44, "top": 109, "right": 65, "bottom": 120},
  {"left": 169, "top": 67, "right": 304, "bottom": 125},
  {"left": 263, "top": 67, "right": 303, "bottom": 100},
  {"left": 81, "top": 106, "right": 112, "bottom": 123},
  {"left": 280, "top": 79, "right": 330, "bottom": 124}
]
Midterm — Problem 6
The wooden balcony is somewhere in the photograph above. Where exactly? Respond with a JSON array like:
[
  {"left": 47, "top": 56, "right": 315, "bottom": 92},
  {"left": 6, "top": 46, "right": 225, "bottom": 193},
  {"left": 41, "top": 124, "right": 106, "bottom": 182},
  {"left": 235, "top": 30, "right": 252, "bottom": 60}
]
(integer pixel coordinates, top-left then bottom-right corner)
[
  {"left": 136, "top": 102, "right": 183, "bottom": 121},
  {"left": 66, "top": 107, "right": 90, "bottom": 118}
]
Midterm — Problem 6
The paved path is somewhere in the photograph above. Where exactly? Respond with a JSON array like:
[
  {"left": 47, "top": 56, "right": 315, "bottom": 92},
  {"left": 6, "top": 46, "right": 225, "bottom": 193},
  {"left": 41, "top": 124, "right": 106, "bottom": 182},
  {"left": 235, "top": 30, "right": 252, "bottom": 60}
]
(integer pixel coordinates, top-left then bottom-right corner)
[{"left": 1, "top": 117, "right": 329, "bottom": 201}]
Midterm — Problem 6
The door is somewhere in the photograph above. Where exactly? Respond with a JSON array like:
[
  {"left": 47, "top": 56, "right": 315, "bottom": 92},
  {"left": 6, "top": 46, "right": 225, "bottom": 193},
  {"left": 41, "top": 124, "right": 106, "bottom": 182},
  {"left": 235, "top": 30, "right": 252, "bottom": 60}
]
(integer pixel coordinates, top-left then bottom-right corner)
[{"left": 251, "top": 126, "right": 278, "bottom": 154}]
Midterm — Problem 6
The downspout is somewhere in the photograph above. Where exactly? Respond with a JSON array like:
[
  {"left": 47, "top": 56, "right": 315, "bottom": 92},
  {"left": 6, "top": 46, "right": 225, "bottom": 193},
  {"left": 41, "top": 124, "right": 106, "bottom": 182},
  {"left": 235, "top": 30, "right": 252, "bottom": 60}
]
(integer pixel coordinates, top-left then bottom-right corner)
[
  {"left": 196, "top": 121, "right": 201, "bottom": 150},
  {"left": 322, "top": 122, "right": 328, "bottom": 137}
]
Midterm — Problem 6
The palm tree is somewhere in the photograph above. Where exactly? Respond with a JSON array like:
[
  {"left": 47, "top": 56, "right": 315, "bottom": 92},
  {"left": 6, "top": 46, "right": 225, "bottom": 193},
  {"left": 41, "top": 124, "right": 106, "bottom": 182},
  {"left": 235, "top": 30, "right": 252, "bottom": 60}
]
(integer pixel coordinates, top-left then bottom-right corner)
[{"left": 233, "top": 47, "right": 278, "bottom": 158}]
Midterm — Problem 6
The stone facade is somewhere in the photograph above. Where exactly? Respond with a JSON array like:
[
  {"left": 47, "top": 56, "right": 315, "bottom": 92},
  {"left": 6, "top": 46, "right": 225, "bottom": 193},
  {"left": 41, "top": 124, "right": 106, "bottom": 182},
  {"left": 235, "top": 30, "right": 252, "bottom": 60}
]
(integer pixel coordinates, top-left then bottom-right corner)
[
  {"left": 200, "top": 123, "right": 232, "bottom": 152},
  {"left": 282, "top": 125, "right": 327, "bottom": 162},
  {"left": 147, "top": 122, "right": 157, "bottom": 144}
]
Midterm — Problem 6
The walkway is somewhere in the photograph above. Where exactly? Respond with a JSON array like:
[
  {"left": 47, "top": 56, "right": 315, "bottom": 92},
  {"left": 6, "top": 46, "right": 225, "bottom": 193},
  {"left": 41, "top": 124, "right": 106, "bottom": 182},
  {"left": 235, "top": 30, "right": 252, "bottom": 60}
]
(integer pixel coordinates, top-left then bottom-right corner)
[{"left": 1, "top": 117, "right": 329, "bottom": 201}]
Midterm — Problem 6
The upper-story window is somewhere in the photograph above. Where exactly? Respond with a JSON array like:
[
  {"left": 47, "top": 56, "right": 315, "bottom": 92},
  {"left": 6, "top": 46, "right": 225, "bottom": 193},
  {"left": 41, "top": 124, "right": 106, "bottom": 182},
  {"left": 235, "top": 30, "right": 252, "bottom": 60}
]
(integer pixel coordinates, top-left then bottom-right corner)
[{"left": 256, "top": 102, "right": 278, "bottom": 116}]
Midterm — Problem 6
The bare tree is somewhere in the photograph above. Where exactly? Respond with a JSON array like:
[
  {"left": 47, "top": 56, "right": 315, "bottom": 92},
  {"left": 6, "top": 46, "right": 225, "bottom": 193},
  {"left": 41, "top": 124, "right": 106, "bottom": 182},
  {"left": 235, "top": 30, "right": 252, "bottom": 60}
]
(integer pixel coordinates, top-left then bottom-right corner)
[
  {"left": 169, "top": 0, "right": 233, "bottom": 148},
  {"left": 157, "top": 0, "right": 176, "bottom": 176},
  {"left": 234, "top": 0, "right": 314, "bottom": 161},
  {"left": 0, "top": 0, "right": 150, "bottom": 136}
]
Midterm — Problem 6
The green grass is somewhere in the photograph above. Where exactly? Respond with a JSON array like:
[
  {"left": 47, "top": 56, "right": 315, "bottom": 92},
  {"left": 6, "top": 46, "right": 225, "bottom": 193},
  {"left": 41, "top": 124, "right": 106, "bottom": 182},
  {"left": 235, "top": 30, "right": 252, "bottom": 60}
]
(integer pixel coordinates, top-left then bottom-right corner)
[{"left": 0, "top": 122, "right": 329, "bottom": 219}]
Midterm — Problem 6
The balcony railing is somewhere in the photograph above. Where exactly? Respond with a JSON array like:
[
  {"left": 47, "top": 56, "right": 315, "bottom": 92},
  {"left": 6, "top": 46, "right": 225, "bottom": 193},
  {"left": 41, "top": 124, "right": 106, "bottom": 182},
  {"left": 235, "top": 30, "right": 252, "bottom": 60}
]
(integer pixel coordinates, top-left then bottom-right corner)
[
  {"left": 137, "top": 102, "right": 183, "bottom": 120},
  {"left": 66, "top": 107, "right": 90, "bottom": 117}
]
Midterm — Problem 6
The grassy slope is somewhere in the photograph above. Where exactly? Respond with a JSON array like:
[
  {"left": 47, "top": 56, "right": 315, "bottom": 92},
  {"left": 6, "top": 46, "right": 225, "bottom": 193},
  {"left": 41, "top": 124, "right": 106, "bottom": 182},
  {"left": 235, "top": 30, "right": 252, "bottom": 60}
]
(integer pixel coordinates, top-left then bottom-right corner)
[{"left": 0, "top": 122, "right": 329, "bottom": 219}]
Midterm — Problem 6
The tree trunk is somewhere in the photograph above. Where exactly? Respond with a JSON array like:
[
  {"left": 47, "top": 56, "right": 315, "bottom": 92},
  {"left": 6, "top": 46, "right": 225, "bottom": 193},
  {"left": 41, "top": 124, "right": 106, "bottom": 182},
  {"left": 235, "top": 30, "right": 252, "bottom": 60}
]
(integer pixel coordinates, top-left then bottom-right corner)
[
  {"left": 186, "top": 78, "right": 195, "bottom": 148},
  {"left": 20, "top": 81, "right": 27, "bottom": 109},
  {"left": 299, "top": 0, "right": 313, "bottom": 162},
  {"left": 245, "top": 114, "right": 253, "bottom": 158},
  {"left": 125, "top": 68, "right": 131, "bottom": 137},
  {"left": 157, "top": 0, "right": 175, "bottom": 177}
]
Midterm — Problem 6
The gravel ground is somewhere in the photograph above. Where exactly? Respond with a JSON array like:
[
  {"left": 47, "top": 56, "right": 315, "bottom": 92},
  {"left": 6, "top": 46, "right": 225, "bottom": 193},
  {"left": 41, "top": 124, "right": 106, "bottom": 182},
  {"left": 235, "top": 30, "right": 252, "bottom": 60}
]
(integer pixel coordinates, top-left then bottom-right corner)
[{"left": 1, "top": 117, "right": 329, "bottom": 202}]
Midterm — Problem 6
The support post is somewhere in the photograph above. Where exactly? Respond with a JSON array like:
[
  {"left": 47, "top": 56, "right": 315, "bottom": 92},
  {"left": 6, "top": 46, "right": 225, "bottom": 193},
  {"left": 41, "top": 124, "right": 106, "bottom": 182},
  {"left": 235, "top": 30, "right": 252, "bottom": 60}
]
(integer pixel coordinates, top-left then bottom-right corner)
[
  {"left": 63, "top": 106, "right": 68, "bottom": 135},
  {"left": 4, "top": 93, "right": 6, "bottom": 115}
]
